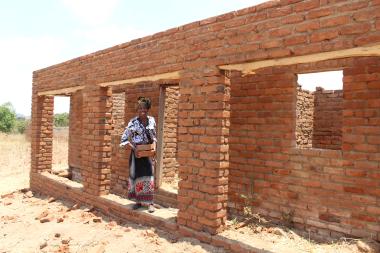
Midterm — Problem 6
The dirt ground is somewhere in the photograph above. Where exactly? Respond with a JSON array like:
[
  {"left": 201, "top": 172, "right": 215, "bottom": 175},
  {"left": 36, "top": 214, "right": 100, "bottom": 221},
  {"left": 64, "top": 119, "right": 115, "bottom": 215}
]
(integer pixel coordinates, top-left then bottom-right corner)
[
  {"left": 0, "top": 132, "right": 226, "bottom": 253},
  {"left": 222, "top": 219, "right": 379, "bottom": 253},
  {"left": 0, "top": 190, "right": 225, "bottom": 253}
]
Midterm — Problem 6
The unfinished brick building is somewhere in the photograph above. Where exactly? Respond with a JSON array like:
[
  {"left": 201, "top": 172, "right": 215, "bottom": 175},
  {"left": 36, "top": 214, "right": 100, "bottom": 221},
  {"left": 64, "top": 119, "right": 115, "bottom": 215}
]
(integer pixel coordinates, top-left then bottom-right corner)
[{"left": 31, "top": 0, "right": 380, "bottom": 248}]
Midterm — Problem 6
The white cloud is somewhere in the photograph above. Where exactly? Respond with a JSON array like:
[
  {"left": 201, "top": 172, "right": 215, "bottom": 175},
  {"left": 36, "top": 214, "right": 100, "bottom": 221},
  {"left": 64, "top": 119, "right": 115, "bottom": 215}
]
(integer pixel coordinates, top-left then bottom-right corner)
[
  {"left": 0, "top": 25, "right": 147, "bottom": 116},
  {"left": 215, "top": 0, "right": 270, "bottom": 9},
  {"left": 0, "top": 36, "right": 68, "bottom": 116},
  {"left": 61, "top": 0, "right": 120, "bottom": 26},
  {"left": 298, "top": 71, "right": 343, "bottom": 91},
  {"left": 73, "top": 24, "right": 149, "bottom": 54}
]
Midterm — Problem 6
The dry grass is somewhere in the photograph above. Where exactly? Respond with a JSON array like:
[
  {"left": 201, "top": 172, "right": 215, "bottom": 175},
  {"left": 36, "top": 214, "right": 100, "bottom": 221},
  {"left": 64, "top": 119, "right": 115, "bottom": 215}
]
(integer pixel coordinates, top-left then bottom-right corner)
[
  {"left": 0, "top": 133, "right": 30, "bottom": 177},
  {"left": 161, "top": 175, "right": 179, "bottom": 193},
  {"left": 0, "top": 128, "right": 69, "bottom": 194},
  {"left": 52, "top": 128, "right": 69, "bottom": 171}
]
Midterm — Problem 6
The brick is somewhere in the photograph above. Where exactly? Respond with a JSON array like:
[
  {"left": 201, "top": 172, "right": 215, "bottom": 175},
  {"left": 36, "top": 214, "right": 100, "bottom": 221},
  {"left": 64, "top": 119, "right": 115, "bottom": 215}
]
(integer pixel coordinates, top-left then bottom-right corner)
[
  {"left": 261, "top": 40, "right": 283, "bottom": 49},
  {"left": 354, "top": 33, "right": 380, "bottom": 46},
  {"left": 344, "top": 187, "right": 364, "bottom": 194},
  {"left": 282, "top": 14, "right": 304, "bottom": 24},
  {"left": 310, "top": 30, "right": 339, "bottom": 42},
  {"left": 284, "top": 35, "right": 308, "bottom": 46},
  {"left": 269, "top": 27, "right": 292, "bottom": 37},
  {"left": 319, "top": 213, "right": 341, "bottom": 223},
  {"left": 294, "top": 0, "right": 320, "bottom": 12},
  {"left": 339, "top": 23, "right": 371, "bottom": 35},
  {"left": 295, "top": 21, "right": 320, "bottom": 32},
  {"left": 367, "top": 206, "right": 380, "bottom": 215},
  {"left": 321, "top": 15, "right": 350, "bottom": 28},
  {"left": 352, "top": 213, "right": 377, "bottom": 222}
]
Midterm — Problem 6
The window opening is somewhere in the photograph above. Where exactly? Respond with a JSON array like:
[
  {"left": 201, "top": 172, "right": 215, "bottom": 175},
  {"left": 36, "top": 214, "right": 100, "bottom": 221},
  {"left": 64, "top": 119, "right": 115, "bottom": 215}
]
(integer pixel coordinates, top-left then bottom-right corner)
[{"left": 296, "top": 71, "right": 343, "bottom": 150}]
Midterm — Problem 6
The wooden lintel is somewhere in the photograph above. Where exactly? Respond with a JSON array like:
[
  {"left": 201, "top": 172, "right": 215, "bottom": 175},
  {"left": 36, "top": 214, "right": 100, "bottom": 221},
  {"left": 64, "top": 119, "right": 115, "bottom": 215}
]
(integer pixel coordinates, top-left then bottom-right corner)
[
  {"left": 219, "top": 44, "right": 380, "bottom": 75},
  {"left": 98, "top": 71, "right": 182, "bottom": 87},
  {"left": 37, "top": 86, "right": 84, "bottom": 96}
]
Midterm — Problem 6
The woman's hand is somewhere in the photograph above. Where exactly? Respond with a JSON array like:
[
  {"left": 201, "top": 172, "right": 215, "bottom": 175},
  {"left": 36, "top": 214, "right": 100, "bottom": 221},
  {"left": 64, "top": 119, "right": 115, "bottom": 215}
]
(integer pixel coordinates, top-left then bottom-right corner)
[
  {"left": 127, "top": 143, "right": 135, "bottom": 150},
  {"left": 152, "top": 142, "right": 157, "bottom": 156}
]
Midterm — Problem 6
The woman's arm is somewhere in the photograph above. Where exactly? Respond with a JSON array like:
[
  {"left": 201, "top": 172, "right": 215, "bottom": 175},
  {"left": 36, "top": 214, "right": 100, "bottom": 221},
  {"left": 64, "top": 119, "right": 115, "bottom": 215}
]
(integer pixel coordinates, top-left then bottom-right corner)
[{"left": 120, "top": 122, "right": 135, "bottom": 150}]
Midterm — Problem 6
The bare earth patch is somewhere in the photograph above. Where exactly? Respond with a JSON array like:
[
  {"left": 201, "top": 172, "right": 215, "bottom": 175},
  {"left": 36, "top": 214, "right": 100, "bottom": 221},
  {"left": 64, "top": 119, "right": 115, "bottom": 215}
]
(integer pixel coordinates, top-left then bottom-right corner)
[
  {"left": 222, "top": 219, "right": 379, "bottom": 253},
  {"left": 0, "top": 190, "right": 225, "bottom": 253},
  {"left": 161, "top": 175, "right": 179, "bottom": 193}
]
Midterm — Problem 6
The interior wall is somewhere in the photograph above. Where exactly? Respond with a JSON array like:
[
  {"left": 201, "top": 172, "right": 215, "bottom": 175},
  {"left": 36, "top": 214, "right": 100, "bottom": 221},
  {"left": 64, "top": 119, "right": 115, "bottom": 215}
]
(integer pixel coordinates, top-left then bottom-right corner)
[
  {"left": 313, "top": 88, "right": 343, "bottom": 150},
  {"left": 162, "top": 86, "right": 180, "bottom": 182},
  {"left": 68, "top": 91, "right": 83, "bottom": 182},
  {"left": 296, "top": 86, "right": 314, "bottom": 148}
]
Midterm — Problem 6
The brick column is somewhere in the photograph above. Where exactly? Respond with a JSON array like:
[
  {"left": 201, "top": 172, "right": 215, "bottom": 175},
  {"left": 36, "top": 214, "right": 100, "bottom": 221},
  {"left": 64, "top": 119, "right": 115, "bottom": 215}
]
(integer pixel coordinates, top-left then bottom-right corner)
[
  {"left": 81, "top": 86, "right": 113, "bottom": 196},
  {"left": 177, "top": 66, "right": 230, "bottom": 234},
  {"left": 68, "top": 91, "right": 83, "bottom": 170},
  {"left": 30, "top": 92, "right": 54, "bottom": 177},
  {"left": 342, "top": 57, "right": 380, "bottom": 240}
]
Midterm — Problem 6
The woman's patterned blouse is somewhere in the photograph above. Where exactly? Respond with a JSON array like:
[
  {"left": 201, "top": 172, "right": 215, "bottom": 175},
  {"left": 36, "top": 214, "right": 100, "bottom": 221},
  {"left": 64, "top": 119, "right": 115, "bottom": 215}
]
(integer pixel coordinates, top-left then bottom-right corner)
[{"left": 120, "top": 116, "right": 157, "bottom": 147}]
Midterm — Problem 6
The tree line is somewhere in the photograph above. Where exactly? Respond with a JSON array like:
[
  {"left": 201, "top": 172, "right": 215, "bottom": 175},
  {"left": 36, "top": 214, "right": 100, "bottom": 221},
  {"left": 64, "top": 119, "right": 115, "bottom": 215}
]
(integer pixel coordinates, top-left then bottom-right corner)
[{"left": 0, "top": 102, "right": 69, "bottom": 133}]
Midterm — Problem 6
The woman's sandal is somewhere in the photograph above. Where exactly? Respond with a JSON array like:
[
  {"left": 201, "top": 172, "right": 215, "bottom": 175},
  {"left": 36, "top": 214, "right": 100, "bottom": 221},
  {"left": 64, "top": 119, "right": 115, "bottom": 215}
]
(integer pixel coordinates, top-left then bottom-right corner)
[
  {"left": 132, "top": 203, "right": 142, "bottom": 210},
  {"left": 148, "top": 204, "right": 155, "bottom": 213}
]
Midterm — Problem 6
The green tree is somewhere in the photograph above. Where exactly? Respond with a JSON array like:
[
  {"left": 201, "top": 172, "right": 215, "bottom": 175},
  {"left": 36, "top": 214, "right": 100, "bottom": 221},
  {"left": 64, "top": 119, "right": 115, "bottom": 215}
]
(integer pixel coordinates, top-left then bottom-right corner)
[
  {"left": 0, "top": 102, "right": 16, "bottom": 133},
  {"left": 54, "top": 112, "right": 69, "bottom": 127}
]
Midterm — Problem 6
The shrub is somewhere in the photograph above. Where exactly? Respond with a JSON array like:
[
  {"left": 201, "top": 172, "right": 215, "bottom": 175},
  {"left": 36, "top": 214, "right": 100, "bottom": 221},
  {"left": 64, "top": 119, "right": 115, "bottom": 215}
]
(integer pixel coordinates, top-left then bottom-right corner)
[
  {"left": 0, "top": 102, "right": 16, "bottom": 133},
  {"left": 54, "top": 113, "right": 69, "bottom": 127}
]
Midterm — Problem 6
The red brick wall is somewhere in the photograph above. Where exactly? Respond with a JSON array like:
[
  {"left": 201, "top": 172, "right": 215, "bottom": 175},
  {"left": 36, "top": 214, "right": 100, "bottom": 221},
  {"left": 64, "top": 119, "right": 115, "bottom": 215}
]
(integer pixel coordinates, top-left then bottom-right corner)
[
  {"left": 31, "top": 0, "right": 380, "bottom": 239},
  {"left": 79, "top": 86, "right": 113, "bottom": 196},
  {"left": 176, "top": 66, "right": 230, "bottom": 234},
  {"left": 229, "top": 58, "right": 380, "bottom": 241},
  {"left": 313, "top": 88, "right": 343, "bottom": 150},
  {"left": 342, "top": 57, "right": 380, "bottom": 239},
  {"left": 229, "top": 67, "right": 296, "bottom": 217},
  {"left": 162, "top": 86, "right": 180, "bottom": 181},
  {"left": 33, "top": 1, "right": 380, "bottom": 93}
]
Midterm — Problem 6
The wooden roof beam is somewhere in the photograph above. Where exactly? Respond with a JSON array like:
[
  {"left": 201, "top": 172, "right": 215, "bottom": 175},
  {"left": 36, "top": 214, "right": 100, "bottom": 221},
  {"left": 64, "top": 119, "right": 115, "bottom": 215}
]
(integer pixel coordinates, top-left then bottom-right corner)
[
  {"left": 219, "top": 44, "right": 380, "bottom": 75},
  {"left": 37, "top": 85, "right": 84, "bottom": 96},
  {"left": 97, "top": 71, "right": 181, "bottom": 87}
]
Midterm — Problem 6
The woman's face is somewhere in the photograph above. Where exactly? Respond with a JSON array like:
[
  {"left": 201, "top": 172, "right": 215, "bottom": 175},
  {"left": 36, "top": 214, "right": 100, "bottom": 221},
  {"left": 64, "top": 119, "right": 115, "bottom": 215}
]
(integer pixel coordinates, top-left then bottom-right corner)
[{"left": 137, "top": 104, "right": 148, "bottom": 119}]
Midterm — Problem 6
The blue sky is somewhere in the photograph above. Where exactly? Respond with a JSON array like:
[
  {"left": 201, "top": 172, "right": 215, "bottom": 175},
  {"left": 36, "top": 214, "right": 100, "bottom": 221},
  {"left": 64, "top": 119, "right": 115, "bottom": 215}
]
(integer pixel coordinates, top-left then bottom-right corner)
[{"left": 0, "top": 0, "right": 342, "bottom": 116}]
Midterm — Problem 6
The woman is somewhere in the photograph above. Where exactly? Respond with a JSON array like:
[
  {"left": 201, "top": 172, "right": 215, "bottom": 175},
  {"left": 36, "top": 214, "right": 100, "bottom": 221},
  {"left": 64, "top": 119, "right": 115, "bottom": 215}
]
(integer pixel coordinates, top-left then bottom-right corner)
[{"left": 120, "top": 97, "right": 156, "bottom": 213}]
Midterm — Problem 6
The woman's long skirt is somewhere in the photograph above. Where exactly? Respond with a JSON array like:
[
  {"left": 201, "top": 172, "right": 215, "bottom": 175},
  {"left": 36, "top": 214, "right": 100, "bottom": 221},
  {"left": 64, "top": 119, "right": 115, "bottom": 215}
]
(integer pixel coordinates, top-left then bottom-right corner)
[{"left": 127, "top": 151, "right": 154, "bottom": 205}]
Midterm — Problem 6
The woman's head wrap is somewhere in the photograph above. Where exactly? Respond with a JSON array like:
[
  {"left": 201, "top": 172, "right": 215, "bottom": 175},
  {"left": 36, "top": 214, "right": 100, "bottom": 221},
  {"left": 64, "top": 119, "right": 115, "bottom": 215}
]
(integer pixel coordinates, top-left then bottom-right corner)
[{"left": 137, "top": 96, "right": 151, "bottom": 110}]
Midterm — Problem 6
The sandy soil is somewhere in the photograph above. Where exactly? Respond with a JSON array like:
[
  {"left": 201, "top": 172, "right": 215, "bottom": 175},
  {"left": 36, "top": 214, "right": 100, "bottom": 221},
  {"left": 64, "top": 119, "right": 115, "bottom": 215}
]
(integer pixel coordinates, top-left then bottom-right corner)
[
  {"left": 0, "top": 190, "right": 225, "bottom": 253},
  {"left": 0, "top": 133, "right": 225, "bottom": 253},
  {"left": 222, "top": 220, "right": 379, "bottom": 253},
  {"left": 161, "top": 175, "right": 179, "bottom": 193}
]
